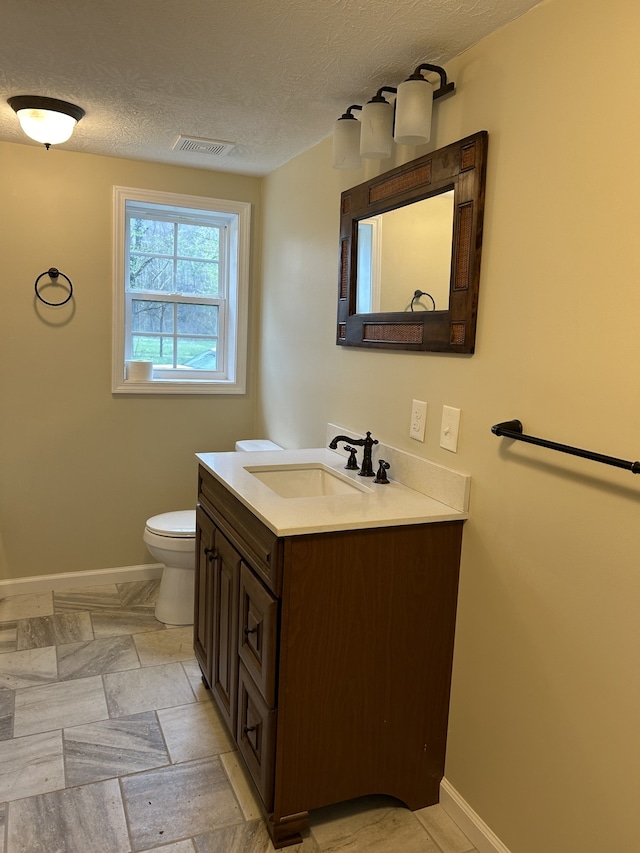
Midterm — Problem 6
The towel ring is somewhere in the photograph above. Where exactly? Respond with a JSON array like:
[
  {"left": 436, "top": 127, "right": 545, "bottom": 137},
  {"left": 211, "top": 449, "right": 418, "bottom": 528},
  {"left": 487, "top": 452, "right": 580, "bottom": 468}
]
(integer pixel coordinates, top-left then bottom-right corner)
[{"left": 35, "top": 268, "right": 73, "bottom": 306}]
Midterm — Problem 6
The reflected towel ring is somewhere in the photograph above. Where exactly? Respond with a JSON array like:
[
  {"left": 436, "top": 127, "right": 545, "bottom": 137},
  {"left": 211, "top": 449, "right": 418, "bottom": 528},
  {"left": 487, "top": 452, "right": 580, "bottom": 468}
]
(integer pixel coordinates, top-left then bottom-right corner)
[
  {"left": 35, "top": 268, "right": 73, "bottom": 306},
  {"left": 410, "top": 289, "right": 436, "bottom": 311}
]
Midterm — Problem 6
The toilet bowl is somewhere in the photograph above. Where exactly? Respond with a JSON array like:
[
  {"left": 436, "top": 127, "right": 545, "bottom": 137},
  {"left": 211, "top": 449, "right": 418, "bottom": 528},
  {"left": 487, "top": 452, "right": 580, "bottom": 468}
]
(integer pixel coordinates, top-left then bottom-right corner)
[{"left": 144, "top": 510, "right": 196, "bottom": 626}]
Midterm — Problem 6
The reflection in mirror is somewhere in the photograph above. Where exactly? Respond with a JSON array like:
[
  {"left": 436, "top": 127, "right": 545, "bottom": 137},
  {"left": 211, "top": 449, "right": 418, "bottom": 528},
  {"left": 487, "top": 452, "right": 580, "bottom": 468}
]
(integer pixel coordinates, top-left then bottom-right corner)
[{"left": 356, "top": 191, "right": 454, "bottom": 313}]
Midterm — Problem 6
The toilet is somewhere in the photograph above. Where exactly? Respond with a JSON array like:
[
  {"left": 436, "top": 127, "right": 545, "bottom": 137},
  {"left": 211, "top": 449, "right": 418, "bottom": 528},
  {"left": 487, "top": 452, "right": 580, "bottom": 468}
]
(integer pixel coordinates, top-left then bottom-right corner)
[
  {"left": 144, "top": 510, "right": 197, "bottom": 625},
  {"left": 144, "top": 439, "right": 282, "bottom": 626}
]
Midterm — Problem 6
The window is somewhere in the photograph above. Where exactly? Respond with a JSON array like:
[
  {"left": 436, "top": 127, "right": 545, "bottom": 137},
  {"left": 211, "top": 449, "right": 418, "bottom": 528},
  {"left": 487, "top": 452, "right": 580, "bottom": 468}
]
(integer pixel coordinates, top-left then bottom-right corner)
[{"left": 112, "top": 187, "right": 250, "bottom": 394}]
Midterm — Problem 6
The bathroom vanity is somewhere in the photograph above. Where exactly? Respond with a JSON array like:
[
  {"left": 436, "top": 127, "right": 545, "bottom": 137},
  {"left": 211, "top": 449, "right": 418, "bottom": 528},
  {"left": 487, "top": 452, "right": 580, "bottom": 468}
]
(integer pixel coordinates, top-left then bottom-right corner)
[{"left": 194, "top": 446, "right": 468, "bottom": 848}]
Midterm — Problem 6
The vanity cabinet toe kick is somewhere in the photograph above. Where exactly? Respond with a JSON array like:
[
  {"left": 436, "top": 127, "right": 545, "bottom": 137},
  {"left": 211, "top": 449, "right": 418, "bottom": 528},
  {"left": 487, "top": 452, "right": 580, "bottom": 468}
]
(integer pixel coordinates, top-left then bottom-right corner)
[{"left": 194, "top": 464, "right": 464, "bottom": 849}]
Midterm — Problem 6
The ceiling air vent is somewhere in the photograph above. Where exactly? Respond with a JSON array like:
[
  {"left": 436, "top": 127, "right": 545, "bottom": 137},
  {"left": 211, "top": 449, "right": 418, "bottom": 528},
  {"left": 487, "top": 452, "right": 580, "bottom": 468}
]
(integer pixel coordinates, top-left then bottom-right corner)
[{"left": 172, "top": 135, "right": 235, "bottom": 156}]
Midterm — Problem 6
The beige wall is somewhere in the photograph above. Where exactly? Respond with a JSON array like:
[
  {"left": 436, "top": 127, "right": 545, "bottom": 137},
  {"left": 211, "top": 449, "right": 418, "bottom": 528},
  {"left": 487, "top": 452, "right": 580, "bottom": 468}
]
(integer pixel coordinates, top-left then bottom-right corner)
[
  {"left": 0, "top": 143, "right": 262, "bottom": 579},
  {"left": 259, "top": 0, "right": 640, "bottom": 851}
]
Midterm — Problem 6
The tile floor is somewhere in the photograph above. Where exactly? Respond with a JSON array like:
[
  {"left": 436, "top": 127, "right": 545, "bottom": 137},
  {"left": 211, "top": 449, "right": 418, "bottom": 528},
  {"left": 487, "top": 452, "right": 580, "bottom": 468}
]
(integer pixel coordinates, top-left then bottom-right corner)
[{"left": 0, "top": 582, "right": 478, "bottom": 853}]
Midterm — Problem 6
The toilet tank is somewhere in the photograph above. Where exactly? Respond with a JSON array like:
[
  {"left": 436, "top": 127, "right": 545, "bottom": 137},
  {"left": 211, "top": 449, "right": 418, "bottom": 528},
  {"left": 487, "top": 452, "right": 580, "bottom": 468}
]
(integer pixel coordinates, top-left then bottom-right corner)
[{"left": 235, "top": 439, "right": 283, "bottom": 452}]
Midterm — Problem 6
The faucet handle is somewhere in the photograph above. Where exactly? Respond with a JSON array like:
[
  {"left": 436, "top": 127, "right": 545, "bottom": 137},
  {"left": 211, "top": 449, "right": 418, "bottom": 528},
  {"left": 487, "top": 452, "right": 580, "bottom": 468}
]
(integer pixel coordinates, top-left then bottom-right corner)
[
  {"left": 343, "top": 445, "right": 360, "bottom": 470},
  {"left": 374, "top": 460, "right": 390, "bottom": 484}
]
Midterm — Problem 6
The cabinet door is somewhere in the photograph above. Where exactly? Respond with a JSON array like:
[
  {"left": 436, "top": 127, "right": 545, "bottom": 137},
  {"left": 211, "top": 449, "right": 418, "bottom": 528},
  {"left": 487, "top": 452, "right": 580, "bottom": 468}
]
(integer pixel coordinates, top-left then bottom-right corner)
[
  {"left": 211, "top": 529, "right": 242, "bottom": 734},
  {"left": 194, "top": 505, "right": 216, "bottom": 684}
]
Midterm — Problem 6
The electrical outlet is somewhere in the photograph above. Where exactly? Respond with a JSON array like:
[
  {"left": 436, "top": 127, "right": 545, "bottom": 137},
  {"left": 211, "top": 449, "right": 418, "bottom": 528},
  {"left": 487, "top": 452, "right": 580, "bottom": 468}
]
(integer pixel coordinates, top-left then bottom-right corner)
[
  {"left": 440, "top": 405, "right": 461, "bottom": 452},
  {"left": 410, "top": 399, "right": 427, "bottom": 442}
]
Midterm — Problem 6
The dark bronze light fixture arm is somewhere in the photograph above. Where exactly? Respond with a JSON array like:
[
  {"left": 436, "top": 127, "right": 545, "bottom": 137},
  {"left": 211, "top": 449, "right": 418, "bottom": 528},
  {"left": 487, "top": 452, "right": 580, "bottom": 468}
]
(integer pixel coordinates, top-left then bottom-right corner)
[
  {"left": 408, "top": 63, "right": 455, "bottom": 100},
  {"left": 339, "top": 104, "right": 363, "bottom": 119},
  {"left": 372, "top": 86, "right": 398, "bottom": 102}
]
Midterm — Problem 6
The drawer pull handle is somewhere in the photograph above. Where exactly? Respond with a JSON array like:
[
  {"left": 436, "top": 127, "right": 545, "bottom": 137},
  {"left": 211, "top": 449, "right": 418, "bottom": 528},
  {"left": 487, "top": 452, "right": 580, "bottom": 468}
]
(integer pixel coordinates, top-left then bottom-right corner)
[
  {"left": 204, "top": 547, "right": 217, "bottom": 561},
  {"left": 243, "top": 724, "right": 258, "bottom": 735},
  {"left": 243, "top": 626, "right": 257, "bottom": 636}
]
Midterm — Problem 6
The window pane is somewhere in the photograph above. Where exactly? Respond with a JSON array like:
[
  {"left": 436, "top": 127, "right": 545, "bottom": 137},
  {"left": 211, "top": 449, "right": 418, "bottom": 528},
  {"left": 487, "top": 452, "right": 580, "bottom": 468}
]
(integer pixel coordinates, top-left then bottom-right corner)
[
  {"left": 129, "top": 256, "right": 173, "bottom": 292},
  {"left": 176, "top": 303, "right": 218, "bottom": 335},
  {"left": 176, "top": 259, "right": 219, "bottom": 295},
  {"left": 130, "top": 218, "right": 174, "bottom": 254},
  {"left": 177, "top": 338, "right": 218, "bottom": 370},
  {"left": 131, "top": 335, "right": 174, "bottom": 364},
  {"left": 132, "top": 300, "right": 174, "bottom": 333},
  {"left": 177, "top": 223, "right": 219, "bottom": 259}
]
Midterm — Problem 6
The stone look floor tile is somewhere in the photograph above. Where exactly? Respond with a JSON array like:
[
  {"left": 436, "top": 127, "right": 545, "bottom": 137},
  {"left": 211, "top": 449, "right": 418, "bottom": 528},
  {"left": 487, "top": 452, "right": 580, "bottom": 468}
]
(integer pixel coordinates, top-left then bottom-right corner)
[
  {"left": 0, "top": 593, "right": 53, "bottom": 622},
  {"left": 194, "top": 819, "right": 317, "bottom": 852},
  {"left": 16, "top": 611, "right": 94, "bottom": 651},
  {"left": 56, "top": 635, "right": 140, "bottom": 680},
  {"left": 182, "top": 660, "right": 211, "bottom": 701},
  {"left": 91, "top": 609, "right": 167, "bottom": 638},
  {"left": 0, "top": 730, "right": 65, "bottom": 802},
  {"left": 122, "top": 756, "right": 244, "bottom": 849},
  {"left": 0, "top": 647, "right": 57, "bottom": 690},
  {"left": 0, "top": 688, "right": 14, "bottom": 741},
  {"left": 7, "top": 777, "right": 130, "bottom": 853},
  {"left": 13, "top": 675, "right": 109, "bottom": 737},
  {"left": 134, "top": 626, "right": 196, "bottom": 667},
  {"left": 309, "top": 795, "right": 442, "bottom": 853},
  {"left": 53, "top": 585, "right": 122, "bottom": 613},
  {"left": 415, "top": 803, "right": 476, "bottom": 852},
  {"left": 0, "top": 621, "right": 18, "bottom": 653},
  {"left": 158, "top": 700, "right": 234, "bottom": 763},
  {"left": 219, "top": 751, "right": 262, "bottom": 822},
  {"left": 117, "top": 579, "right": 160, "bottom": 609},
  {"left": 103, "top": 661, "right": 196, "bottom": 717},
  {"left": 64, "top": 711, "right": 169, "bottom": 787},
  {"left": 140, "top": 842, "right": 196, "bottom": 853},
  {"left": 0, "top": 803, "right": 6, "bottom": 853}
]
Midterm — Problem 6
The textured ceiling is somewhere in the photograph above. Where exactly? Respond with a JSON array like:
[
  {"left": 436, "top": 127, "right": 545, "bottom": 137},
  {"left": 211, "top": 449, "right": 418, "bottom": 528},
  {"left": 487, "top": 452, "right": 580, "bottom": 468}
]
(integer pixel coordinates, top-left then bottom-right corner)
[{"left": 1, "top": 0, "right": 542, "bottom": 176}]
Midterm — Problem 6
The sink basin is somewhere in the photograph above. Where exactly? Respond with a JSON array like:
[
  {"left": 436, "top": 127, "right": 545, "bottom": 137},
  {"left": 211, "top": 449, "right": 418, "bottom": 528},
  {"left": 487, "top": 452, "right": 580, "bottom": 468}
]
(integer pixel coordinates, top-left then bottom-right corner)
[{"left": 245, "top": 463, "right": 371, "bottom": 498}]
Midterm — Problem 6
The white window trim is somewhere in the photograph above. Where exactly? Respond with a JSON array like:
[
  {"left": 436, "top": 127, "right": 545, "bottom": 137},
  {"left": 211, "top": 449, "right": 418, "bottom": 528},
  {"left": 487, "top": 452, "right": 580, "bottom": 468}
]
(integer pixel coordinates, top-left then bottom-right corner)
[{"left": 112, "top": 186, "right": 250, "bottom": 395}]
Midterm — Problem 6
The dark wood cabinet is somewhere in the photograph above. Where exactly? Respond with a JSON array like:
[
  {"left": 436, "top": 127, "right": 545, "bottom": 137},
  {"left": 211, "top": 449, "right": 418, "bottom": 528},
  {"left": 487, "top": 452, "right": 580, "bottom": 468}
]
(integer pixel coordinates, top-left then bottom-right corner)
[{"left": 195, "top": 464, "right": 464, "bottom": 849}]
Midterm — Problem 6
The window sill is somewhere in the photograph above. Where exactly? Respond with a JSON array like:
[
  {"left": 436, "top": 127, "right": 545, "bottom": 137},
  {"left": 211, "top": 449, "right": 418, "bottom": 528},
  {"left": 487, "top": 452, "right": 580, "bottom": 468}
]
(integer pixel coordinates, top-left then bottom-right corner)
[{"left": 112, "top": 378, "right": 246, "bottom": 395}]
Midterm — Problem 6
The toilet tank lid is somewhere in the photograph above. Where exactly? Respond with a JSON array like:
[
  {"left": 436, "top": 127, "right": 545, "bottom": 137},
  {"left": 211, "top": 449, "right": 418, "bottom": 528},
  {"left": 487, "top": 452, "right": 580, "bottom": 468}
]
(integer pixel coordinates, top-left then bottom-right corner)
[
  {"left": 146, "top": 510, "right": 196, "bottom": 538},
  {"left": 235, "top": 439, "right": 283, "bottom": 451}
]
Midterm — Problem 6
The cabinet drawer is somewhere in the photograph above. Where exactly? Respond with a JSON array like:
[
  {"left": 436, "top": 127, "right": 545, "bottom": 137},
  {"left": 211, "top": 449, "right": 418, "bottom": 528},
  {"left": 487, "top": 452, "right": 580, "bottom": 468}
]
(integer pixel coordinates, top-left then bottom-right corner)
[
  {"left": 237, "top": 663, "right": 276, "bottom": 810},
  {"left": 239, "top": 562, "right": 278, "bottom": 707},
  {"left": 199, "top": 466, "right": 281, "bottom": 595}
]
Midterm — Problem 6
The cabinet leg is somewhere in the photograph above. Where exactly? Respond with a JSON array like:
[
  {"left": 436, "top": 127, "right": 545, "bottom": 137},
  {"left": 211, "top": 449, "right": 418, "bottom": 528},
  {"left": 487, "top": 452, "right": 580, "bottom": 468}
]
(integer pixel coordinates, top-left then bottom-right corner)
[{"left": 267, "top": 811, "right": 309, "bottom": 849}]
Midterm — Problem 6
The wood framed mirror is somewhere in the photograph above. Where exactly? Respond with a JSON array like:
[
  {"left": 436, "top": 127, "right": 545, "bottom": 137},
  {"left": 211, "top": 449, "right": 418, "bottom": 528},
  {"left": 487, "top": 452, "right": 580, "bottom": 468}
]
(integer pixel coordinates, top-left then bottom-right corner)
[{"left": 336, "top": 131, "right": 488, "bottom": 353}]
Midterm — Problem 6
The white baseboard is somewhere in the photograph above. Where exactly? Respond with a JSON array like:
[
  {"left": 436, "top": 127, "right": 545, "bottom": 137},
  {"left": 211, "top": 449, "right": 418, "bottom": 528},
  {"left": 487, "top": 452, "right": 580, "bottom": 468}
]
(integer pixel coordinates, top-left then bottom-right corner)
[
  {"left": 440, "top": 778, "right": 512, "bottom": 853},
  {"left": 0, "top": 564, "right": 163, "bottom": 597}
]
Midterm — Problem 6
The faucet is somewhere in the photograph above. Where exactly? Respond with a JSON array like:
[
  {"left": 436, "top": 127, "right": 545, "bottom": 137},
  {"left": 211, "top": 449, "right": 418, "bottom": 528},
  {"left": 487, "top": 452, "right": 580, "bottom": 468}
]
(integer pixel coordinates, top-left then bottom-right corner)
[{"left": 329, "top": 431, "right": 378, "bottom": 477}]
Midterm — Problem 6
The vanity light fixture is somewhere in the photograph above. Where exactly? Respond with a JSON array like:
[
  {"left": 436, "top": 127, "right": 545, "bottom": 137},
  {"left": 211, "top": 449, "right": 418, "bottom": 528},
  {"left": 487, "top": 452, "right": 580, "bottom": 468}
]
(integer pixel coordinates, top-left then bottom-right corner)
[
  {"left": 332, "top": 62, "right": 455, "bottom": 168},
  {"left": 8, "top": 95, "right": 85, "bottom": 149}
]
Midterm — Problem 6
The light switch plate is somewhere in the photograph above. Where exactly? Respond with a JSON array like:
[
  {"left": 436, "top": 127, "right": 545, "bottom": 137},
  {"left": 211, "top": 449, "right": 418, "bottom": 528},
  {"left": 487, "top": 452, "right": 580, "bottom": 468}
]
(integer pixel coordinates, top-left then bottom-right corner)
[
  {"left": 410, "top": 399, "right": 427, "bottom": 442},
  {"left": 440, "top": 405, "right": 461, "bottom": 452}
]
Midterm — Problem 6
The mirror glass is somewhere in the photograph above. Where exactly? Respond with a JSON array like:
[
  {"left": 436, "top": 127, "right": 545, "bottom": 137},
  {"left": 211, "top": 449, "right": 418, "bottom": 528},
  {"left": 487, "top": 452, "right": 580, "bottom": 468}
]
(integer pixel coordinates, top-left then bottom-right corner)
[
  {"left": 356, "top": 191, "right": 454, "bottom": 313},
  {"left": 337, "top": 131, "right": 488, "bottom": 354}
]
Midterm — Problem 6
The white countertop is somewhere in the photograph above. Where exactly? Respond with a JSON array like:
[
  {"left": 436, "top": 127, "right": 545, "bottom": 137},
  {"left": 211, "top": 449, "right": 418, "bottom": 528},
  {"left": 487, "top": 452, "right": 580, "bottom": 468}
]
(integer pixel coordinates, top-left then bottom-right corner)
[{"left": 196, "top": 447, "right": 468, "bottom": 536}]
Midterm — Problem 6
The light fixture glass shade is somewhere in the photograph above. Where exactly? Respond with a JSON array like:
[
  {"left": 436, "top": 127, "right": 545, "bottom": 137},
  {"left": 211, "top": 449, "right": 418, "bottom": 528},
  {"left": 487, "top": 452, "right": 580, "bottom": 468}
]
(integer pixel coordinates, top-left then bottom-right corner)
[
  {"left": 8, "top": 96, "right": 85, "bottom": 147},
  {"left": 15, "top": 108, "right": 77, "bottom": 145},
  {"left": 360, "top": 100, "right": 394, "bottom": 159},
  {"left": 394, "top": 78, "right": 434, "bottom": 145},
  {"left": 332, "top": 116, "right": 362, "bottom": 169}
]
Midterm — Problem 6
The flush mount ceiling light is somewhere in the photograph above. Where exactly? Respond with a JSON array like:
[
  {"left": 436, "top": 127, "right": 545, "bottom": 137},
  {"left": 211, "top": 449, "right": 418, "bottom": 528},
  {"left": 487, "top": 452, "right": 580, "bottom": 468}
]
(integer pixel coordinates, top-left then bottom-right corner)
[
  {"left": 331, "top": 63, "right": 455, "bottom": 169},
  {"left": 8, "top": 95, "right": 85, "bottom": 149}
]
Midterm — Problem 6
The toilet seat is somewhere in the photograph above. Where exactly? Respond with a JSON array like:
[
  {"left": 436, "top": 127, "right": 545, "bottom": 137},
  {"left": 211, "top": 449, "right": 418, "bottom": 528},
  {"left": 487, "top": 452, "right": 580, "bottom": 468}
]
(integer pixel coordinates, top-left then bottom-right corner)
[{"left": 145, "top": 510, "right": 195, "bottom": 538}]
